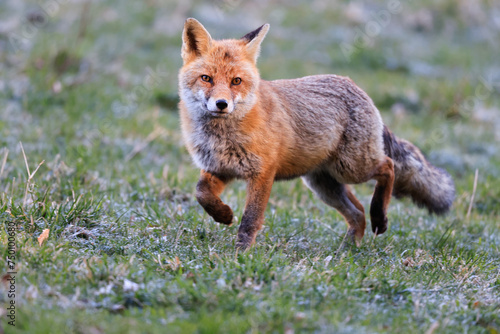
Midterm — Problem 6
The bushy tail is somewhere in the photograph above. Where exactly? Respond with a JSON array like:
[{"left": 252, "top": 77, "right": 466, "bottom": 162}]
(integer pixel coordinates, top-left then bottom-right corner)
[{"left": 382, "top": 125, "right": 455, "bottom": 214}]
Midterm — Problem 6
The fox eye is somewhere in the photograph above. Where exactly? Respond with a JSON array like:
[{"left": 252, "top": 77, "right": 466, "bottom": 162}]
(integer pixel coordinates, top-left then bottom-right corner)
[
  {"left": 201, "top": 75, "right": 211, "bottom": 82},
  {"left": 232, "top": 77, "right": 242, "bottom": 85}
]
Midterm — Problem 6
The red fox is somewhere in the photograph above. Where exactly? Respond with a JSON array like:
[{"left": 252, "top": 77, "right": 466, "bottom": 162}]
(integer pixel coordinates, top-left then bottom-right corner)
[{"left": 178, "top": 18, "right": 455, "bottom": 250}]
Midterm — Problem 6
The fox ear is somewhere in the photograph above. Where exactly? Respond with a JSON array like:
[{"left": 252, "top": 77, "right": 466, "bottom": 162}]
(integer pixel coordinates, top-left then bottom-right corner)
[
  {"left": 241, "top": 24, "right": 270, "bottom": 62},
  {"left": 182, "top": 18, "right": 212, "bottom": 63}
]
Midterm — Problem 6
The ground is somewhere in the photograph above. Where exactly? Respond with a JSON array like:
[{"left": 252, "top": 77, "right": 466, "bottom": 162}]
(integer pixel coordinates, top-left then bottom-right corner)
[{"left": 0, "top": 0, "right": 499, "bottom": 333}]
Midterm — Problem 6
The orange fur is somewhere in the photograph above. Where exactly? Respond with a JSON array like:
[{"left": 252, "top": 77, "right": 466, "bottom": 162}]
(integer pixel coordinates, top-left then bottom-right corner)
[
  {"left": 196, "top": 171, "right": 233, "bottom": 225},
  {"left": 178, "top": 19, "right": 454, "bottom": 250}
]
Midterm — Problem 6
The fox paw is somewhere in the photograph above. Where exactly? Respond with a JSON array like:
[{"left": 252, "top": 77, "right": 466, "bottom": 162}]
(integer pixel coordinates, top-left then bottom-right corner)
[
  {"left": 211, "top": 204, "right": 234, "bottom": 226},
  {"left": 371, "top": 215, "right": 388, "bottom": 235},
  {"left": 347, "top": 228, "right": 364, "bottom": 247},
  {"left": 235, "top": 233, "right": 254, "bottom": 251}
]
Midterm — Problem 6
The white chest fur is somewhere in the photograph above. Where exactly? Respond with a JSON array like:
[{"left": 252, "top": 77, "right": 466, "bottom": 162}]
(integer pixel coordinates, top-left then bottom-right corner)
[{"left": 188, "top": 119, "right": 261, "bottom": 178}]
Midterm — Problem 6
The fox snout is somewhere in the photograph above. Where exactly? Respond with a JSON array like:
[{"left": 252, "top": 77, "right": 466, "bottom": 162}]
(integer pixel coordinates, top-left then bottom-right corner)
[
  {"left": 206, "top": 96, "right": 234, "bottom": 115},
  {"left": 215, "top": 99, "right": 228, "bottom": 110}
]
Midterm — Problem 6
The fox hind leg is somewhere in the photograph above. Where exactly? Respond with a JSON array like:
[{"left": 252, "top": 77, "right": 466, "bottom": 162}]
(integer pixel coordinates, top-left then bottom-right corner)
[
  {"left": 369, "top": 156, "right": 395, "bottom": 235},
  {"left": 196, "top": 170, "right": 234, "bottom": 225},
  {"left": 302, "top": 170, "right": 366, "bottom": 245}
]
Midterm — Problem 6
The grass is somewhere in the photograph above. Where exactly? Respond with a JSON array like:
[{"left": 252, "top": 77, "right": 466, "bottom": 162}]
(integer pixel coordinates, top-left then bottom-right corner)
[{"left": 1, "top": 0, "right": 499, "bottom": 333}]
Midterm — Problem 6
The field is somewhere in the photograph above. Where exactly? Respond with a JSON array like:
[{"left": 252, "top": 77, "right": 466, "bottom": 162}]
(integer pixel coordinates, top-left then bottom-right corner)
[{"left": 1, "top": 0, "right": 499, "bottom": 333}]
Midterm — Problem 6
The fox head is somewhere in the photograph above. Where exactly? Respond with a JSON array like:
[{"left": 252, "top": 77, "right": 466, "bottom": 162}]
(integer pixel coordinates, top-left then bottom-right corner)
[{"left": 179, "top": 18, "right": 269, "bottom": 119}]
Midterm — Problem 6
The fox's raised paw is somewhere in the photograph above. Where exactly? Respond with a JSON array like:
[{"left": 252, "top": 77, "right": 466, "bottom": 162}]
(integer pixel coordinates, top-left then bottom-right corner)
[{"left": 211, "top": 204, "right": 234, "bottom": 226}]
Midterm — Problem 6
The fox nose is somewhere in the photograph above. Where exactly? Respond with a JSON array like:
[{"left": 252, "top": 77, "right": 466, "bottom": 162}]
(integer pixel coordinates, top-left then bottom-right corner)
[{"left": 216, "top": 99, "right": 228, "bottom": 111}]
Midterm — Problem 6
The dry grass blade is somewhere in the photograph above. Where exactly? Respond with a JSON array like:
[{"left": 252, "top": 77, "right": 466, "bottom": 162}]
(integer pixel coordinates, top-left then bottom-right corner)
[
  {"left": 20, "top": 142, "right": 31, "bottom": 177},
  {"left": 125, "top": 127, "right": 167, "bottom": 162},
  {"left": 20, "top": 142, "right": 45, "bottom": 207},
  {"left": 466, "top": 169, "right": 479, "bottom": 220},
  {"left": 0, "top": 148, "right": 8, "bottom": 179},
  {"left": 425, "top": 321, "right": 440, "bottom": 334}
]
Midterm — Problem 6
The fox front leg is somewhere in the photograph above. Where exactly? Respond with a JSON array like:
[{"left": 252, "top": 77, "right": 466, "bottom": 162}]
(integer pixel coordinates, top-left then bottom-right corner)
[
  {"left": 196, "top": 170, "right": 234, "bottom": 225},
  {"left": 236, "top": 173, "right": 275, "bottom": 250}
]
